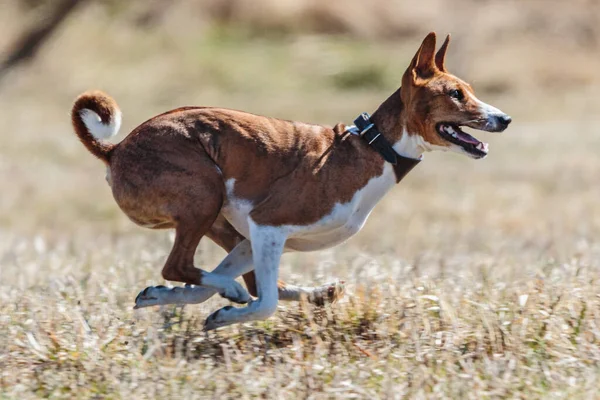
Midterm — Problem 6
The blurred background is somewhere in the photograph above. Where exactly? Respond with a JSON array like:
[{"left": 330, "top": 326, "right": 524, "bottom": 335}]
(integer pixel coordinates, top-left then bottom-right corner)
[
  {"left": 1, "top": 0, "right": 600, "bottom": 276},
  {"left": 3, "top": 1, "right": 600, "bottom": 396}
]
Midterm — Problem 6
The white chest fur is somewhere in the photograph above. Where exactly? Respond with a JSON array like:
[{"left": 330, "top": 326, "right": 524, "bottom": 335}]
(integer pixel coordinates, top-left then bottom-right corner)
[{"left": 221, "top": 163, "right": 397, "bottom": 252}]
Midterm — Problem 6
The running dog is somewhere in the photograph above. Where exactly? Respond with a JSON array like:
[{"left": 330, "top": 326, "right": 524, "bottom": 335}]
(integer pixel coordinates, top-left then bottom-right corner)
[{"left": 70, "top": 32, "right": 511, "bottom": 330}]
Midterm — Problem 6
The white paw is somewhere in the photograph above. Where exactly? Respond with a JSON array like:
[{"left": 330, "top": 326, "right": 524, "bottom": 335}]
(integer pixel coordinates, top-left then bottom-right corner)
[
  {"left": 133, "top": 285, "right": 191, "bottom": 309},
  {"left": 204, "top": 305, "right": 236, "bottom": 331},
  {"left": 218, "top": 281, "right": 251, "bottom": 304},
  {"left": 308, "top": 281, "right": 346, "bottom": 306}
]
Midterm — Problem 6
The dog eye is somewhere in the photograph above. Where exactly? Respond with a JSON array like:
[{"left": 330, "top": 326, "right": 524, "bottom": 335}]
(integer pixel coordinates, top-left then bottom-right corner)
[{"left": 449, "top": 89, "right": 464, "bottom": 101}]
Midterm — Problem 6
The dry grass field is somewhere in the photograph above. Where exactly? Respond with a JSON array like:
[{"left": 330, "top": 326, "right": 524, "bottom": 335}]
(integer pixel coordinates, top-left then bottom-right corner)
[{"left": 1, "top": 0, "right": 600, "bottom": 398}]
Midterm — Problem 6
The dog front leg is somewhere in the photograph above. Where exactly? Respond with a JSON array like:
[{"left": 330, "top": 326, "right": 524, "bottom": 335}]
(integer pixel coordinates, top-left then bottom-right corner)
[
  {"left": 204, "top": 222, "right": 285, "bottom": 330},
  {"left": 208, "top": 214, "right": 346, "bottom": 306}
]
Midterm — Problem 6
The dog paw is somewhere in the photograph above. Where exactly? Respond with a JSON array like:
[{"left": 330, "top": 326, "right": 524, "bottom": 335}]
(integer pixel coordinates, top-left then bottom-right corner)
[
  {"left": 308, "top": 281, "right": 346, "bottom": 307},
  {"left": 203, "top": 305, "right": 235, "bottom": 331},
  {"left": 133, "top": 285, "right": 182, "bottom": 309},
  {"left": 218, "top": 281, "right": 251, "bottom": 304}
]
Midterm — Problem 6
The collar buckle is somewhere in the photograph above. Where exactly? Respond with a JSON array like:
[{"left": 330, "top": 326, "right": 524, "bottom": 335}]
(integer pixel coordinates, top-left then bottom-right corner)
[
  {"left": 353, "top": 112, "right": 397, "bottom": 164},
  {"left": 358, "top": 122, "right": 375, "bottom": 137}
]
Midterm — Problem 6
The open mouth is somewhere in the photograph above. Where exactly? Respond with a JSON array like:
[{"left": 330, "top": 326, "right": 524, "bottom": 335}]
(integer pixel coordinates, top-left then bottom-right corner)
[{"left": 437, "top": 123, "right": 489, "bottom": 158}]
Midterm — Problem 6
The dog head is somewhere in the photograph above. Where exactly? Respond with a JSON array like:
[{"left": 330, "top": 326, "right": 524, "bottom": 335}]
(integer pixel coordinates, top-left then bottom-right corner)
[{"left": 399, "top": 32, "right": 511, "bottom": 159}]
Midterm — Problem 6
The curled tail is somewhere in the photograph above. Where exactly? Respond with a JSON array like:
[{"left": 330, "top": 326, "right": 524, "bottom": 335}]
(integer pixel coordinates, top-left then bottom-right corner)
[{"left": 71, "top": 90, "right": 122, "bottom": 164}]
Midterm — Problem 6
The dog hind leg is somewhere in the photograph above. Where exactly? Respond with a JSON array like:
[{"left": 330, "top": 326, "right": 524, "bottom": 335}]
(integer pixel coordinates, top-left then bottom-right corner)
[
  {"left": 277, "top": 281, "right": 346, "bottom": 306},
  {"left": 134, "top": 239, "right": 254, "bottom": 308}
]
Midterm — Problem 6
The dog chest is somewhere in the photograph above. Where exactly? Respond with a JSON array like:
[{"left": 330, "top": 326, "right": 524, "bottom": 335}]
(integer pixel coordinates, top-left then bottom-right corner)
[{"left": 222, "top": 164, "right": 396, "bottom": 250}]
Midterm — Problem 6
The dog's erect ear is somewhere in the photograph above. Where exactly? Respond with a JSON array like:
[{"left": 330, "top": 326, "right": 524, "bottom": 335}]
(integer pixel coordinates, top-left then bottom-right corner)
[
  {"left": 406, "top": 32, "right": 438, "bottom": 83},
  {"left": 435, "top": 34, "right": 450, "bottom": 73}
]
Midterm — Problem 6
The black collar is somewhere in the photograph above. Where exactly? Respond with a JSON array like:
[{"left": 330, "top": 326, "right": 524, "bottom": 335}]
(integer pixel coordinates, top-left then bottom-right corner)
[{"left": 352, "top": 112, "right": 421, "bottom": 183}]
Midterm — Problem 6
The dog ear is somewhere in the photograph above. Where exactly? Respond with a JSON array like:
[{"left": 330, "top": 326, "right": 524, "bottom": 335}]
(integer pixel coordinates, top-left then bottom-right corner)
[
  {"left": 406, "top": 32, "right": 438, "bottom": 83},
  {"left": 435, "top": 34, "right": 450, "bottom": 73}
]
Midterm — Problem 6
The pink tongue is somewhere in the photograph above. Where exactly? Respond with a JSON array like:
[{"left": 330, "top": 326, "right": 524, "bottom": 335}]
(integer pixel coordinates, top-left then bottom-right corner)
[{"left": 455, "top": 130, "right": 480, "bottom": 145}]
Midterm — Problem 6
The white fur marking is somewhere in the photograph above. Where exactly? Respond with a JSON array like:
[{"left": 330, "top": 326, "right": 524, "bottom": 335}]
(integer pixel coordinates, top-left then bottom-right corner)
[
  {"left": 79, "top": 108, "right": 122, "bottom": 140},
  {"left": 246, "top": 221, "right": 285, "bottom": 317},
  {"left": 395, "top": 126, "right": 477, "bottom": 158},
  {"left": 392, "top": 127, "right": 431, "bottom": 159},
  {"left": 222, "top": 178, "right": 254, "bottom": 238},
  {"left": 284, "top": 163, "right": 397, "bottom": 251},
  {"left": 466, "top": 92, "right": 506, "bottom": 132},
  {"left": 469, "top": 92, "right": 503, "bottom": 116},
  {"left": 204, "top": 223, "right": 286, "bottom": 329}
]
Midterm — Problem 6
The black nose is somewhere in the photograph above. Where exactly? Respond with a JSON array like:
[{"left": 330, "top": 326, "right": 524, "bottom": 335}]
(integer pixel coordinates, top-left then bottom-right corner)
[{"left": 497, "top": 114, "right": 512, "bottom": 127}]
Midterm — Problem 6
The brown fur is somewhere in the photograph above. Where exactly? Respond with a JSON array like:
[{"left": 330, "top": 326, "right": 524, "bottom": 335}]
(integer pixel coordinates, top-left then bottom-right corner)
[
  {"left": 102, "top": 106, "right": 389, "bottom": 290},
  {"left": 374, "top": 33, "right": 503, "bottom": 150},
  {"left": 70, "top": 32, "right": 501, "bottom": 296}
]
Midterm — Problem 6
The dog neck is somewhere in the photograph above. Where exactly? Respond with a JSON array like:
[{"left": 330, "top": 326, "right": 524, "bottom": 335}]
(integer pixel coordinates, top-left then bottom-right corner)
[
  {"left": 347, "top": 108, "right": 421, "bottom": 183},
  {"left": 370, "top": 88, "right": 424, "bottom": 160}
]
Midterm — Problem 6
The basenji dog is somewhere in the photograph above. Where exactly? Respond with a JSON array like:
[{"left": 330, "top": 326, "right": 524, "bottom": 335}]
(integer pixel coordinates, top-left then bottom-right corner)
[{"left": 70, "top": 32, "right": 511, "bottom": 330}]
